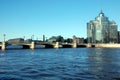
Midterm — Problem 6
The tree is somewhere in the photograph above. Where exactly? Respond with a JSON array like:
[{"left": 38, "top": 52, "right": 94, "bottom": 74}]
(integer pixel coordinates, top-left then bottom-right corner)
[
  {"left": 56, "top": 36, "right": 64, "bottom": 42},
  {"left": 64, "top": 38, "right": 73, "bottom": 43}
]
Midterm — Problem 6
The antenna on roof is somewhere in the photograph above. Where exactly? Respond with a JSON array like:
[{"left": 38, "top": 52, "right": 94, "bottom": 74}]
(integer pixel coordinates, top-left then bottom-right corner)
[
  {"left": 99, "top": 9, "right": 104, "bottom": 16},
  {"left": 101, "top": 9, "right": 103, "bottom": 13}
]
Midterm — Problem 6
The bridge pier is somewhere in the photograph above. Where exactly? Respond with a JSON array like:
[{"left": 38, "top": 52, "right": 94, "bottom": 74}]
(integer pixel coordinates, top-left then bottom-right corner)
[
  {"left": 2, "top": 42, "right": 6, "bottom": 50},
  {"left": 54, "top": 42, "right": 59, "bottom": 48},
  {"left": 30, "top": 42, "right": 35, "bottom": 50},
  {"left": 87, "top": 44, "right": 91, "bottom": 48},
  {"left": 72, "top": 42, "right": 77, "bottom": 48}
]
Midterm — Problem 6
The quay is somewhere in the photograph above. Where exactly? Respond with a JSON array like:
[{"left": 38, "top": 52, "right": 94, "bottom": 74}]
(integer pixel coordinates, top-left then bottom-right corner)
[{"left": 0, "top": 41, "right": 120, "bottom": 50}]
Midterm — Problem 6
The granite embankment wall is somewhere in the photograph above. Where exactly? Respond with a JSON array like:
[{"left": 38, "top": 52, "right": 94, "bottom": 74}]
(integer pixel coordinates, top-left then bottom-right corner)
[{"left": 94, "top": 44, "right": 120, "bottom": 48}]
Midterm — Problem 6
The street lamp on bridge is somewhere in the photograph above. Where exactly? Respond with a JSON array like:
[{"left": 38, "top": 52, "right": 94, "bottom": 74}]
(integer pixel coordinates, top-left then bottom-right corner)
[
  {"left": 3, "top": 34, "right": 6, "bottom": 42},
  {"left": 31, "top": 35, "right": 34, "bottom": 41}
]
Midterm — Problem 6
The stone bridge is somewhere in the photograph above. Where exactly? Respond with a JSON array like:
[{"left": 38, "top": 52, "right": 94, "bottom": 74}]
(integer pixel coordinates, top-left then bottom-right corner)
[
  {"left": 3, "top": 42, "right": 118, "bottom": 50},
  {"left": 0, "top": 41, "right": 90, "bottom": 50}
]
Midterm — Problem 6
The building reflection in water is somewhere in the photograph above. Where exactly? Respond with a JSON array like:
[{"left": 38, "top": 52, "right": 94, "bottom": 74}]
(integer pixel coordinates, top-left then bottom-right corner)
[{"left": 86, "top": 48, "right": 120, "bottom": 79}]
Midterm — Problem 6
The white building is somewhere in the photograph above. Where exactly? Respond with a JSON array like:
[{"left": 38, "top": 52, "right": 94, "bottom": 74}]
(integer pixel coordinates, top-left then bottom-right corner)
[{"left": 87, "top": 11, "right": 118, "bottom": 43}]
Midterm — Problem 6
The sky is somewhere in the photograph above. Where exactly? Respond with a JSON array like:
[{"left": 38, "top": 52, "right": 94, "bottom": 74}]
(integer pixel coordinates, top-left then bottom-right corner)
[{"left": 0, "top": 0, "right": 120, "bottom": 41}]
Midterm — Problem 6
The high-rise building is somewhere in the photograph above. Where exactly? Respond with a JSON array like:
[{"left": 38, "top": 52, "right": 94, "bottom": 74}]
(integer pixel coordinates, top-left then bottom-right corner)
[
  {"left": 118, "top": 31, "right": 120, "bottom": 43},
  {"left": 43, "top": 35, "right": 45, "bottom": 42},
  {"left": 87, "top": 11, "right": 118, "bottom": 43}
]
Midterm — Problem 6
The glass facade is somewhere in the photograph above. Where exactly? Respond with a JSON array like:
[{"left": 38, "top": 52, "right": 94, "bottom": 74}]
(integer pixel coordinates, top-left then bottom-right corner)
[{"left": 87, "top": 11, "right": 118, "bottom": 43}]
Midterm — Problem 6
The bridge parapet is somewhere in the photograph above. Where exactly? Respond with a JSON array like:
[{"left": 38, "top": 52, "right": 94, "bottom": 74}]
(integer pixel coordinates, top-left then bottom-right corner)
[{"left": 7, "top": 42, "right": 31, "bottom": 46}]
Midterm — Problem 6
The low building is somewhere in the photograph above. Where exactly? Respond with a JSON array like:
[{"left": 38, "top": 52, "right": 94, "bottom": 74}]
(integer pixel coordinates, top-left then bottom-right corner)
[
  {"left": 8, "top": 38, "right": 24, "bottom": 44},
  {"left": 73, "top": 35, "right": 84, "bottom": 44},
  {"left": 76, "top": 38, "right": 84, "bottom": 44}
]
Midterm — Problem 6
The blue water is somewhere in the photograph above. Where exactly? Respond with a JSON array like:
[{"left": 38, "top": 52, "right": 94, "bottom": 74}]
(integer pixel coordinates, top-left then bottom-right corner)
[{"left": 0, "top": 48, "right": 120, "bottom": 80}]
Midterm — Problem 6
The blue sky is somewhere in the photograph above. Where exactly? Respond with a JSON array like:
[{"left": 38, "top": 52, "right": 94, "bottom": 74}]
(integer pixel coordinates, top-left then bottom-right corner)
[{"left": 0, "top": 0, "right": 120, "bottom": 41}]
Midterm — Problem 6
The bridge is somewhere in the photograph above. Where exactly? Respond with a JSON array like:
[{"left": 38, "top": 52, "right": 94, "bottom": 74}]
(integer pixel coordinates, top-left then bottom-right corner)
[
  {"left": 0, "top": 41, "right": 89, "bottom": 50},
  {"left": 0, "top": 42, "right": 34, "bottom": 50},
  {"left": 2, "top": 41, "right": 120, "bottom": 50}
]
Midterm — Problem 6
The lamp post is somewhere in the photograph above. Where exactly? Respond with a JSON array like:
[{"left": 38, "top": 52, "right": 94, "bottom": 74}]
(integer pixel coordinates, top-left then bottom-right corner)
[
  {"left": 46, "top": 37, "right": 47, "bottom": 42},
  {"left": 23, "top": 36, "right": 25, "bottom": 42},
  {"left": 23, "top": 36, "right": 25, "bottom": 40},
  {"left": 31, "top": 35, "right": 34, "bottom": 41},
  {"left": 32, "top": 35, "right": 34, "bottom": 41},
  {"left": 3, "top": 34, "right": 6, "bottom": 42}
]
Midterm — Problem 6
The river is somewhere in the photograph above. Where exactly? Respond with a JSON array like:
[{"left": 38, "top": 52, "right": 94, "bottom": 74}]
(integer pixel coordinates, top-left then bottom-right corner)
[{"left": 0, "top": 48, "right": 120, "bottom": 80}]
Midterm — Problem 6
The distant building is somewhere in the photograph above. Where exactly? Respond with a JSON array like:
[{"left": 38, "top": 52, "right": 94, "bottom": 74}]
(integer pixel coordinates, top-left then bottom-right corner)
[
  {"left": 77, "top": 38, "right": 84, "bottom": 43},
  {"left": 43, "top": 35, "right": 45, "bottom": 42},
  {"left": 73, "top": 35, "right": 77, "bottom": 43},
  {"left": 72, "top": 35, "right": 84, "bottom": 44},
  {"left": 118, "top": 31, "right": 120, "bottom": 43},
  {"left": 47, "top": 36, "right": 64, "bottom": 43},
  {"left": 8, "top": 38, "right": 24, "bottom": 44},
  {"left": 87, "top": 11, "right": 118, "bottom": 43}
]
